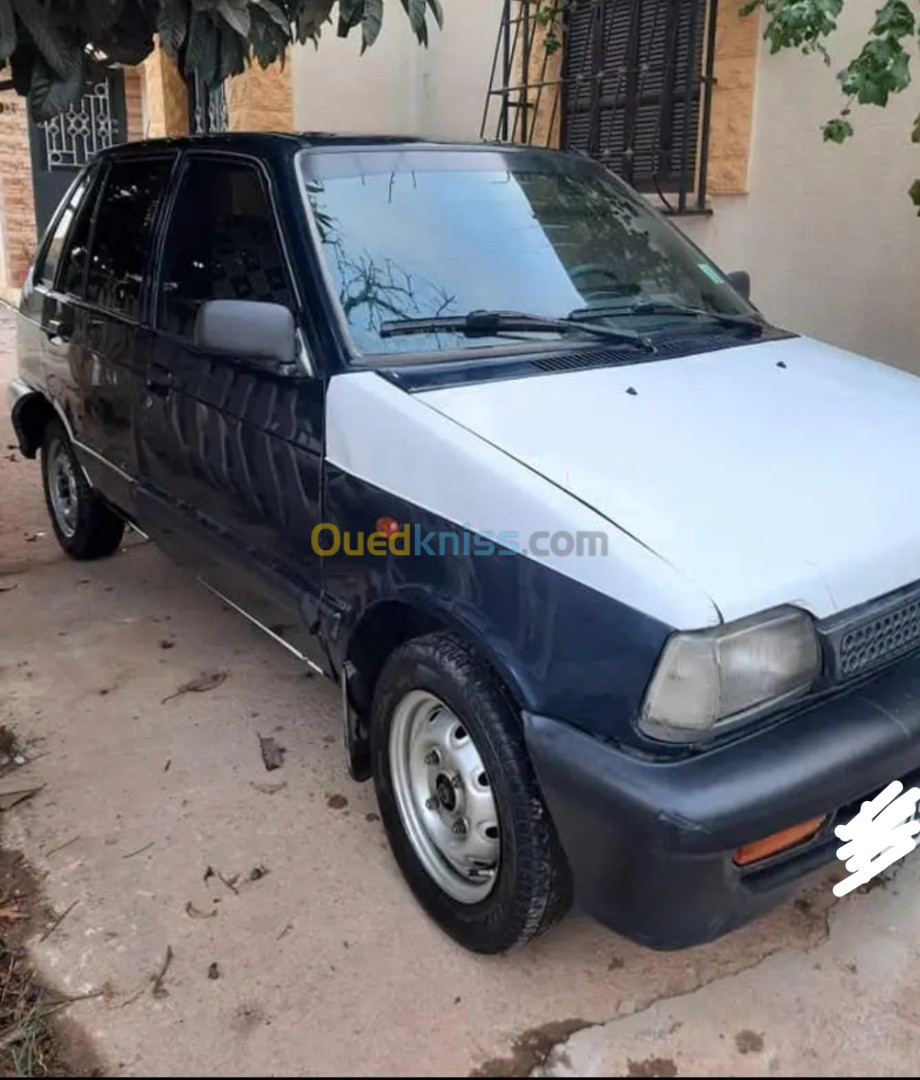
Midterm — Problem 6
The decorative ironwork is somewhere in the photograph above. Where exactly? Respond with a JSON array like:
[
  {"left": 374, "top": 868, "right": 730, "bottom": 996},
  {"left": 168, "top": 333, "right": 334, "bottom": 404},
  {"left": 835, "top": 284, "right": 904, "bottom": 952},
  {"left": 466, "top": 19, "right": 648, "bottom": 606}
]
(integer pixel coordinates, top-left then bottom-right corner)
[
  {"left": 189, "top": 73, "right": 229, "bottom": 134},
  {"left": 482, "top": 0, "right": 719, "bottom": 215},
  {"left": 41, "top": 80, "right": 119, "bottom": 170}
]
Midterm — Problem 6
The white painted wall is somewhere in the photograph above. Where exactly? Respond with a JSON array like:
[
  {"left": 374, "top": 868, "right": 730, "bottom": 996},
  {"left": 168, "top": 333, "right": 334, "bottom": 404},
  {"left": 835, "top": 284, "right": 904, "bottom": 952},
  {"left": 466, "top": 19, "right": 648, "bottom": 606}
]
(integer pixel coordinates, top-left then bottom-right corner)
[
  {"left": 679, "top": 6, "right": 920, "bottom": 372},
  {"left": 292, "top": 1, "right": 919, "bottom": 372},
  {"left": 292, "top": 0, "right": 501, "bottom": 139}
]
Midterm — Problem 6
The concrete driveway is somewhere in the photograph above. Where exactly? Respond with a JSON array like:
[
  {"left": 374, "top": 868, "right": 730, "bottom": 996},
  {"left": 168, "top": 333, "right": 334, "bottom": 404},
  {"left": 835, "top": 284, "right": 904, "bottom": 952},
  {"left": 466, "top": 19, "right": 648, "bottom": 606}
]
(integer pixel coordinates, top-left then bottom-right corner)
[{"left": 3, "top": 305, "right": 920, "bottom": 1077}]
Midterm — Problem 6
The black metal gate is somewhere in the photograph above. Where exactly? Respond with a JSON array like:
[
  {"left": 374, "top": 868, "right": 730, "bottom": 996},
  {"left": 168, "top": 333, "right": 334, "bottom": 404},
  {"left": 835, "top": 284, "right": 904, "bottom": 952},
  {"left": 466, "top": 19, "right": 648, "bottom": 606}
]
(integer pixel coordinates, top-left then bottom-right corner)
[
  {"left": 188, "top": 73, "right": 229, "bottom": 135},
  {"left": 28, "top": 71, "right": 127, "bottom": 236},
  {"left": 482, "top": 0, "right": 718, "bottom": 215}
]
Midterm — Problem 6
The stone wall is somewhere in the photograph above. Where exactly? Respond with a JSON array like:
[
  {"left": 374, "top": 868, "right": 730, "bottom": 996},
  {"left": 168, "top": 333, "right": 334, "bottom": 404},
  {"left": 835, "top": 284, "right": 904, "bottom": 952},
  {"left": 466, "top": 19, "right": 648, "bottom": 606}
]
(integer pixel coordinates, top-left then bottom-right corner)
[{"left": 0, "top": 90, "right": 36, "bottom": 295}]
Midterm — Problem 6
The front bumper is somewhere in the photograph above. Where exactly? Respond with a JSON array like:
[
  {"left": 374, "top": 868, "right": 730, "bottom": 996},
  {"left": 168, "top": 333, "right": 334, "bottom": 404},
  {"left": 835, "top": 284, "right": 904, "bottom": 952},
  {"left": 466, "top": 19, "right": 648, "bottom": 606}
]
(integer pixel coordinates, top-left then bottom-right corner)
[{"left": 524, "top": 653, "right": 920, "bottom": 949}]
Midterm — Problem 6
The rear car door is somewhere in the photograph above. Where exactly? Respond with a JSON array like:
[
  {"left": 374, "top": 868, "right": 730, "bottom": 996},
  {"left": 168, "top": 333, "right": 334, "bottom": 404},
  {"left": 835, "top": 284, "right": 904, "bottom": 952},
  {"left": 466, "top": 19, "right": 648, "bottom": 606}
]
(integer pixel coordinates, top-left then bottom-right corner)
[
  {"left": 73, "top": 154, "right": 176, "bottom": 515},
  {"left": 135, "top": 152, "right": 328, "bottom": 667},
  {"left": 30, "top": 155, "right": 175, "bottom": 517}
]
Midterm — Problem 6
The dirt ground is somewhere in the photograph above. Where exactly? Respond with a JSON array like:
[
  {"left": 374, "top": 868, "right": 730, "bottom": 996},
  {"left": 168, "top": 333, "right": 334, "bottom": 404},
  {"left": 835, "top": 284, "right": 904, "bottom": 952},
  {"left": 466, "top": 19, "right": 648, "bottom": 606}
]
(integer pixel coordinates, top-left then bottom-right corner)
[{"left": 4, "top": 303, "right": 920, "bottom": 1077}]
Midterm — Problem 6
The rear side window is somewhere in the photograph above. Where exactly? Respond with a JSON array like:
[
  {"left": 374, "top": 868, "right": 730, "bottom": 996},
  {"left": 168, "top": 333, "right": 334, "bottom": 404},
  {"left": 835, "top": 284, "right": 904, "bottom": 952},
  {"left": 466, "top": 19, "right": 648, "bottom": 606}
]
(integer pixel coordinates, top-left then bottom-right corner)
[
  {"left": 85, "top": 158, "right": 174, "bottom": 320},
  {"left": 57, "top": 174, "right": 101, "bottom": 298},
  {"left": 35, "top": 171, "right": 93, "bottom": 287},
  {"left": 157, "top": 157, "right": 293, "bottom": 338}
]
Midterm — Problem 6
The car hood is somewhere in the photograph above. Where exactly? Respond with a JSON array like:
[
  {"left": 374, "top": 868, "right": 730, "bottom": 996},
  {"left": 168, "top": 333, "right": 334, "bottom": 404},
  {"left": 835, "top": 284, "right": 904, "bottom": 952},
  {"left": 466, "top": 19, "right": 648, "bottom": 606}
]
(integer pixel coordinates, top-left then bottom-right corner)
[{"left": 416, "top": 336, "right": 920, "bottom": 622}]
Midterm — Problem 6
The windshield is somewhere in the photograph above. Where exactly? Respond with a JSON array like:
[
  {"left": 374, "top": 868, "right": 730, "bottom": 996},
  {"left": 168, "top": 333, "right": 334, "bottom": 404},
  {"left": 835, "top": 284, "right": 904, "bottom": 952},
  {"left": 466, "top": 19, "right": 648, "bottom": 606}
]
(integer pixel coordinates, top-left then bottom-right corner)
[{"left": 298, "top": 147, "right": 756, "bottom": 359}]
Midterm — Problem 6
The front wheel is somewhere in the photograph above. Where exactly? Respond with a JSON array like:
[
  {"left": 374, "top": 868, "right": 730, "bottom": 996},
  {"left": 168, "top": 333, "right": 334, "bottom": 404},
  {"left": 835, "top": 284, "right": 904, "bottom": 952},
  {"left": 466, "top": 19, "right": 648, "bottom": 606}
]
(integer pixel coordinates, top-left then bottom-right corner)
[
  {"left": 371, "top": 632, "right": 572, "bottom": 953},
  {"left": 41, "top": 420, "right": 125, "bottom": 560}
]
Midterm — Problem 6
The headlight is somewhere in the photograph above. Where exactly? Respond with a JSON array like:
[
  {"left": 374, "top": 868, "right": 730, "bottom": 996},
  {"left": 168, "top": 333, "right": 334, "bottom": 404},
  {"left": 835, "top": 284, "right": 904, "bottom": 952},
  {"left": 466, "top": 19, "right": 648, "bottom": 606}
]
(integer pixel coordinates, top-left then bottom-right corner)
[{"left": 640, "top": 607, "right": 821, "bottom": 742}]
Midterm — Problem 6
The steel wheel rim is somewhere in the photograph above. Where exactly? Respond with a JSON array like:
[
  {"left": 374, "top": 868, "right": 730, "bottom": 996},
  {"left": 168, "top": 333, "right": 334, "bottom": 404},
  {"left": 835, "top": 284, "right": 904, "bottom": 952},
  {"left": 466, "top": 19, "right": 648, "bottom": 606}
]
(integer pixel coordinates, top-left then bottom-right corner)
[
  {"left": 47, "top": 438, "right": 78, "bottom": 539},
  {"left": 389, "top": 690, "right": 500, "bottom": 904}
]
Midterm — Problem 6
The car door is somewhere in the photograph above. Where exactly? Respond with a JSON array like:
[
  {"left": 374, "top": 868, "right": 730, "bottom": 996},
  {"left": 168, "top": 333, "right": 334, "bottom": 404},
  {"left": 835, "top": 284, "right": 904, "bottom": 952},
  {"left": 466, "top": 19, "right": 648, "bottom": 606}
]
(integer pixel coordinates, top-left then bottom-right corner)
[
  {"left": 41, "top": 154, "right": 176, "bottom": 516},
  {"left": 135, "top": 152, "right": 328, "bottom": 668}
]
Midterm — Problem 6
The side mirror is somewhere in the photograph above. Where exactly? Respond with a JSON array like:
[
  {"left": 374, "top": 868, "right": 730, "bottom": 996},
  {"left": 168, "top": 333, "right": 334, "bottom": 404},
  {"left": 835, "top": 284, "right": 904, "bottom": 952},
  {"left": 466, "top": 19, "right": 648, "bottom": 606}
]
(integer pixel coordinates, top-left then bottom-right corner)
[
  {"left": 194, "top": 300, "right": 297, "bottom": 368},
  {"left": 727, "top": 270, "right": 752, "bottom": 302}
]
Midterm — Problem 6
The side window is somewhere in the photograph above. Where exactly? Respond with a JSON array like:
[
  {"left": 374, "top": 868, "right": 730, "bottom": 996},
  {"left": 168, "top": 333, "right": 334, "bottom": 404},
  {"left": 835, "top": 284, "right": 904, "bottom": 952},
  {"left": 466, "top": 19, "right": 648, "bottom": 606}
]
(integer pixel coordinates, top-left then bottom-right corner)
[
  {"left": 84, "top": 158, "right": 174, "bottom": 320},
  {"left": 35, "top": 171, "right": 93, "bottom": 288},
  {"left": 158, "top": 158, "right": 293, "bottom": 338},
  {"left": 57, "top": 171, "right": 102, "bottom": 298}
]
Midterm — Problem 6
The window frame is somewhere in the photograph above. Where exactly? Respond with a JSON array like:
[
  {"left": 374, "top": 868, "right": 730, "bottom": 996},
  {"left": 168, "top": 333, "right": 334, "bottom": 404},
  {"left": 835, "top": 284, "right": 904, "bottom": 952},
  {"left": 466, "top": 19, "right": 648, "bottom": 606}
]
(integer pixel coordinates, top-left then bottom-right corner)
[
  {"left": 78, "top": 153, "right": 178, "bottom": 324},
  {"left": 32, "top": 165, "right": 98, "bottom": 290},
  {"left": 68, "top": 151, "right": 180, "bottom": 325},
  {"left": 151, "top": 149, "right": 302, "bottom": 347}
]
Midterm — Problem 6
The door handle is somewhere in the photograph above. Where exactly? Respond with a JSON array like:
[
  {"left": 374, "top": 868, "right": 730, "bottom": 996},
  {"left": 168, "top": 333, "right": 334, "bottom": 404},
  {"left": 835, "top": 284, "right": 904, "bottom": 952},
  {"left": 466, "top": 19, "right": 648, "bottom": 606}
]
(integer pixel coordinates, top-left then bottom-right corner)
[
  {"left": 45, "top": 316, "right": 72, "bottom": 342},
  {"left": 145, "top": 366, "right": 173, "bottom": 397}
]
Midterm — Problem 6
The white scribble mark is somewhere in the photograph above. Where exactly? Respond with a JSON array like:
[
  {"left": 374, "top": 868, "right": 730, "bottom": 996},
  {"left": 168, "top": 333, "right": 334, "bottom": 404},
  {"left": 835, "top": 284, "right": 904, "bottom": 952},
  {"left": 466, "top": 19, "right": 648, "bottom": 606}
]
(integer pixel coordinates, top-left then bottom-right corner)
[{"left": 833, "top": 780, "right": 920, "bottom": 897}]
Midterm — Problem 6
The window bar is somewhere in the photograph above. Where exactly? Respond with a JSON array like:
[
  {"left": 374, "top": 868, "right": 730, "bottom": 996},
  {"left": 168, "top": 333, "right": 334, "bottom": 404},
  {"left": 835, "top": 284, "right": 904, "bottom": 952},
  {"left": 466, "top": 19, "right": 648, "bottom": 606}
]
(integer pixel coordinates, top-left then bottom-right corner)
[
  {"left": 501, "top": 0, "right": 512, "bottom": 140},
  {"left": 677, "top": 0, "right": 703, "bottom": 213},
  {"left": 480, "top": 0, "right": 508, "bottom": 139},
  {"left": 621, "top": 0, "right": 644, "bottom": 185},
  {"left": 656, "top": 0, "right": 681, "bottom": 187},
  {"left": 696, "top": 0, "right": 719, "bottom": 211},
  {"left": 599, "top": 0, "right": 625, "bottom": 167},
  {"left": 508, "top": 4, "right": 526, "bottom": 141},
  {"left": 633, "top": 0, "right": 668, "bottom": 184},
  {"left": 587, "top": 0, "right": 607, "bottom": 157}
]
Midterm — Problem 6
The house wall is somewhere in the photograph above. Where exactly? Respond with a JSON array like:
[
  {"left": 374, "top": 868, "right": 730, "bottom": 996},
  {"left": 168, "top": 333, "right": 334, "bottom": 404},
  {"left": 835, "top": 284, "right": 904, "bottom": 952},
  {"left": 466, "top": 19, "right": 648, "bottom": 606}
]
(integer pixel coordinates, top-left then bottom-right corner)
[
  {"left": 679, "top": 4, "right": 920, "bottom": 372},
  {"left": 0, "top": 91, "right": 35, "bottom": 297},
  {"left": 292, "top": 0, "right": 500, "bottom": 138}
]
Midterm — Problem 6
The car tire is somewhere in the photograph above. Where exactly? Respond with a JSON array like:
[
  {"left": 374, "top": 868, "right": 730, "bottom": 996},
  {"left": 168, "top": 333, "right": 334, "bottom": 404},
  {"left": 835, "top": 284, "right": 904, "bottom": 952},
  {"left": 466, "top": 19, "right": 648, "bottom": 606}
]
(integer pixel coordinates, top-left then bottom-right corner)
[
  {"left": 371, "top": 631, "right": 572, "bottom": 954},
  {"left": 41, "top": 420, "right": 125, "bottom": 560}
]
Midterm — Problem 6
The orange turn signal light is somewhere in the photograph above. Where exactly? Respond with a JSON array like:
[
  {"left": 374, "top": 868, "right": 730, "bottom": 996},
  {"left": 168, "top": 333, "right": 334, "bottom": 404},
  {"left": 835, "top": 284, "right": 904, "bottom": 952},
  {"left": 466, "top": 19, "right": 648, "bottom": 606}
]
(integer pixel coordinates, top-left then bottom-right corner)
[
  {"left": 376, "top": 516, "right": 401, "bottom": 538},
  {"left": 733, "top": 816, "right": 827, "bottom": 867}
]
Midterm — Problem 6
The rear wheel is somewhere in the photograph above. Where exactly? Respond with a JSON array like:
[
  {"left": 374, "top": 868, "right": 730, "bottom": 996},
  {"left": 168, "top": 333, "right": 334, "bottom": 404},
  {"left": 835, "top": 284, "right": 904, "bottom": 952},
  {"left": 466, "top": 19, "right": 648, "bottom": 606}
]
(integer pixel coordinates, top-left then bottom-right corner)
[
  {"left": 41, "top": 421, "right": 124, "bottom": 560},
  {"left": 371, "top": 632, "right": 572, "bottom": 953}
]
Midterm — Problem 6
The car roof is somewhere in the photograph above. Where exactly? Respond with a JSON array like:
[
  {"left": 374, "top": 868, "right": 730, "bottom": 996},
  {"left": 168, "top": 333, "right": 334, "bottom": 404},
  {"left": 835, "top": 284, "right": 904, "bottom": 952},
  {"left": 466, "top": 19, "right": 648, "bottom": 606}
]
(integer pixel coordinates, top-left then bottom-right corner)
[{"left": 95, "top": 131, "right": 562, "bottom": 160}]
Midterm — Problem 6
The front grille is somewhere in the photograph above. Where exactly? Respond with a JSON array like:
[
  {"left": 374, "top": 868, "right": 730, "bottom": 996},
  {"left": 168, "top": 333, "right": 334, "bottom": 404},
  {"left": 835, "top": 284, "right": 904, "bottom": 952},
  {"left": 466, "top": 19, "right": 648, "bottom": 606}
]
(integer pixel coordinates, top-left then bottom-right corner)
[{"left": 823, "top": 581, "right": 920, "bottom": 681}]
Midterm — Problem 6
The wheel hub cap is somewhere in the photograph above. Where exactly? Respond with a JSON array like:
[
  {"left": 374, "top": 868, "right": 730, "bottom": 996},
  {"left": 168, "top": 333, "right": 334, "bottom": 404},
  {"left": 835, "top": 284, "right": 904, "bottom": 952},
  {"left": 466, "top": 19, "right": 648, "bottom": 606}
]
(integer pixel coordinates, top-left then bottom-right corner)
[
  {"left": 389, "top": 690, "right": 500, "bottom": 904},
  {"left": 48, "top": 439, "right": 78, "bottom": 539}
]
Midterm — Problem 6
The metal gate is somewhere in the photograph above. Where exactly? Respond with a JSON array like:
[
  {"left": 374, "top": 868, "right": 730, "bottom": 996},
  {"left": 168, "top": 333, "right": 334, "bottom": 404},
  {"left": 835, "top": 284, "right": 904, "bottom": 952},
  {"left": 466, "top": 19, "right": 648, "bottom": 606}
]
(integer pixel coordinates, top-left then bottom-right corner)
[
  {"left": 28, "top": 72, "right": 127, "bottom": 236},
  {"left": 482, "top": 0, "right": 718, "bottom": 215},
  {"left": 188, "top": 74, "right": 229, "bottom": 135}
]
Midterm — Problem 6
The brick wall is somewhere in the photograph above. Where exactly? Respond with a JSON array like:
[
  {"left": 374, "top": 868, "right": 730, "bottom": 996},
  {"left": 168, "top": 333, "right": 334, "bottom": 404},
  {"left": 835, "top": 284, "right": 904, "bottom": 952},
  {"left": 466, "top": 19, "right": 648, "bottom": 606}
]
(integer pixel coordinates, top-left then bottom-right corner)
[
  {"left": 141, "top": 45, "right": 189, "bottom": 137},
  {"left": 125, "top": 67, "right": 145, "bottom": 141},
  {"left": 227, "top": 57, "right": 293, "bottom": 132},
  {"left": 0, "top": 90, "right": 36, "bottom": 295}
]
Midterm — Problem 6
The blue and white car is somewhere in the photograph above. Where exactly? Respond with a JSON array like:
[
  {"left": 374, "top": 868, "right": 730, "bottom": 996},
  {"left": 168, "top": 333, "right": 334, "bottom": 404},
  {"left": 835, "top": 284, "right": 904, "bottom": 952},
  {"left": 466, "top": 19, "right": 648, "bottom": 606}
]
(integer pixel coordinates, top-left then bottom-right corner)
[{"left": 9, "top": 134, "right": 920, "bottom": 953}]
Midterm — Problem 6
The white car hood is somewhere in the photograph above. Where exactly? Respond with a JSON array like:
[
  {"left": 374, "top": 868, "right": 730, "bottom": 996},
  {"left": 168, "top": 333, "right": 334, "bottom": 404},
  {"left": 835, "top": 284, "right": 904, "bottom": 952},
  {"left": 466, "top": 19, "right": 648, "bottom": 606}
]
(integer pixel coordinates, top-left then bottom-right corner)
[{"left": 417, "top": 336, "right": 920, "bottom": 622}]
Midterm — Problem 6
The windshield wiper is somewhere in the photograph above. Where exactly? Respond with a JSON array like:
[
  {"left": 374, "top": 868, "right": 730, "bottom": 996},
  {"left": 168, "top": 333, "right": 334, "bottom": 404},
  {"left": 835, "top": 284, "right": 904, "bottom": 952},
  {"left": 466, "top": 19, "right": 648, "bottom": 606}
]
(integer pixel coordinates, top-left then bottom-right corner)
[
  {"left": 570, "top": 300, "right": 764, "bottom": 333},
  {"left": 628, "top": 301, "right": 765, "bottom": 331},
  {"left": 379, "top": 309, "right": 654, "bottom": 350}
]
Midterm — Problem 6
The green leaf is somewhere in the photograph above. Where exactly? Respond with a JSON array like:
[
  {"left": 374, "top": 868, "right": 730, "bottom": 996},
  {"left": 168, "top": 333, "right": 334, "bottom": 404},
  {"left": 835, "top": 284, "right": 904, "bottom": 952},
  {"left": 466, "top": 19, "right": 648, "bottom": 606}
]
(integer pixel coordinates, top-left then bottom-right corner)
[
  {"left": 361, "top": 0, "right": 383, "bottom": 53},
  {"left": 184, "top": 10, "right": 220, "bottom": 83},
  {"left": 29, "top": 56, "right": 85, "bottom": 120},
  {"left": 338, "top": 0, "right": 363, "bottom": 38},
  {"left": 253, "top": 0, "right": 290, "bottom": 30},
  {"left": 248, "top": 5, "right": 287, "bottom": 66},
  {"left": 913, "top": 112, "right": 920, "bottom": 143},
  {"left": 426, "top": 0, "right": 444, "bottom": 30},
  {"left": 217, "top": 19, "right": 247, "bottom": 79},
  {"left": 0, "top": 0, "right": 16, "bottom": 60},
  {"left": 873, "top": 0, "right": 915, "bottom": 38},
  {"left": 14, "top": 0, "right": 80, "bottom": 79},
  {"left": 217, "top": 0, "right": 252, "bottom": 37},
  {"left": 157, "top": 0, "right": 191, "bottom": 59},
  {"left": 910, "top": 178, "right": 920, "bottom": 212},
  {"left": 407, "top": 0, "right": 427, "bottom": 35},
  {"left": 823, "top": 117, "right": 854, "bottom": 143},
  {"left": 292, "top": 0, "right": 335, "bottom": 42}
]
